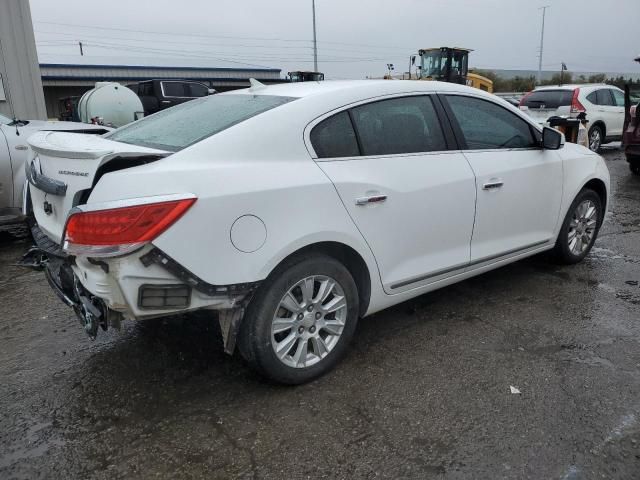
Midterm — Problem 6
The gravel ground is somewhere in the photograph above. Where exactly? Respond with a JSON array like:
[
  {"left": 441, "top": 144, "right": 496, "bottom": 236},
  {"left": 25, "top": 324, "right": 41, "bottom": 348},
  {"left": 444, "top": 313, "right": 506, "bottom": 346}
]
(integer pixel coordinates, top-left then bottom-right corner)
[{"left": 0, "top": 148, "right": 639, "bottom": 480}]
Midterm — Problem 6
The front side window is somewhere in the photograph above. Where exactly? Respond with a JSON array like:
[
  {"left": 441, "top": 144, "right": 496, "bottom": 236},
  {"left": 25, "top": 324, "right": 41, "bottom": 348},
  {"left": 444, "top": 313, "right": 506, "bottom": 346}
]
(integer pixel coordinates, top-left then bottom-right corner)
[
  {"left": 188, "top": 83, "right": 209, "bottom": 98},
  {"left": 611, "top": 89, "right": 625, "bottom": 107},
  {"left": 445, "top": 95, "right": 537, "bottom": 150},
  {"left": 350, "top": 96, "right": 447, "bottom": 156},
  {"left": 310, "top": 111, "right": 359, "bottom": 159},
  {"left": 107, "top": 94, "right": 295, "bottom": 152},
  {"left": 161, "top": 81, "right": 188, "bottom": 98}
]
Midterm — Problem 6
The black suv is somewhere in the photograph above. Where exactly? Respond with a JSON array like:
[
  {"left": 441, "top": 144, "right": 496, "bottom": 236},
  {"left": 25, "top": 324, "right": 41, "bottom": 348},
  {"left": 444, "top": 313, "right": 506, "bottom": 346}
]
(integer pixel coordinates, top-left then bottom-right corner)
[{"left": 127, "top": 80, "right": 214, "bottom": 115}]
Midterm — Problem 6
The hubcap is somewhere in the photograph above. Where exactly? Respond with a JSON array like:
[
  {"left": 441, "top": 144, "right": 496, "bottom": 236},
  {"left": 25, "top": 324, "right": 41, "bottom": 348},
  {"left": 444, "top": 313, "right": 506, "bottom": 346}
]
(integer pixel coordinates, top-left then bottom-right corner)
[
  {"left": 271, "top": 275, "right": 347, "bottom": 368},
  {"left": 568, "top": 199, "right": 597, "bottom": 255},
  {"left": 589, "top": 129, "right": 601, "bottom": 151}
]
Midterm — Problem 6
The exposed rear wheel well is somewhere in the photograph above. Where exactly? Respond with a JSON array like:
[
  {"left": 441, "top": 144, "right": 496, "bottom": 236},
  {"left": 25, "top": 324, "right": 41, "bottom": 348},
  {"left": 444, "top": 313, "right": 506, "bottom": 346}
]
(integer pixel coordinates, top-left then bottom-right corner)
[
  {"left": 270, "top": 242, "right": 371, "bottom": 316},
  {"left": 583, "top": 178, "right": 607, "bottom": 218}
]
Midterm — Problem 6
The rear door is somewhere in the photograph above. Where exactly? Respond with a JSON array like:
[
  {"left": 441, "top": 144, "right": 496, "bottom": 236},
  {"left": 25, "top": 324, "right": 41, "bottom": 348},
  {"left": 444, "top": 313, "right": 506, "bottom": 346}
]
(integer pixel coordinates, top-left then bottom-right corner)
[
  {"left": 312, "top": 95, "right": 477, "bottom": 293},
  {"left": 593, "top": 89, "right": 619, "bottom": 137},
  {"left": 442, "top": 94, "right": 563, "bottom": 263}
]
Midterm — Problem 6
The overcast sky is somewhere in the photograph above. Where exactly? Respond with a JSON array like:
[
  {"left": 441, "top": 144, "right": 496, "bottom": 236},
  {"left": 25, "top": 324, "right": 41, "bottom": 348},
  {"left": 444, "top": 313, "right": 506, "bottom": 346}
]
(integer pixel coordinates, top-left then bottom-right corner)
[{"left": 30, "top": 0, "right": 640, "bottom": 78}]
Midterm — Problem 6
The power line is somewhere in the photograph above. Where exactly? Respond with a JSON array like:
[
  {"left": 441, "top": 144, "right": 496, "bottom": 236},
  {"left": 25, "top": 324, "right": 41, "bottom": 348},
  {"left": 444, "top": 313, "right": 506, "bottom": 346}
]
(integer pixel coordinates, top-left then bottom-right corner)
[
  {"left": 33, "top": 20, "right": 415, "bottom": 51},
  {"left": 78, "top": 41, "right": 392, "bottom": 64},
  {"left": 35, "top": 30, "right": 407, "bottom": 56}
]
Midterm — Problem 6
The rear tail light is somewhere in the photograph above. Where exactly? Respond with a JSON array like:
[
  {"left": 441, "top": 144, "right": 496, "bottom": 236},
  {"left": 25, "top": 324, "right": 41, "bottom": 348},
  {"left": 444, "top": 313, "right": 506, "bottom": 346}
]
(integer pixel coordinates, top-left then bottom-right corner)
[
  {"left": 570, "top": 88, "right": 586, "bottom": 114},
  {"left": 631, "top": 105, "right": 637, "bottom": 118},
  {"left": 63, "top": 196, "right": 196, "bottom": 257},
  {"left": 519, "top": 91, "right": 533, "bottom": 109}
]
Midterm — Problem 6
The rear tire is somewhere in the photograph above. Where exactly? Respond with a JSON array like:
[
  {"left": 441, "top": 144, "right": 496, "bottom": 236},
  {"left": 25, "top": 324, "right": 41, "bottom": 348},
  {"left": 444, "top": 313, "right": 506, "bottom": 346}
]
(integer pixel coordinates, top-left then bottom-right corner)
[
  {"left": 588, "top": 125, "right": 604, "bottom": 152},
  {"left": 628, "top": 156, "right": 640, "bottom": 176},
  {"left": 238, "top": 254, "right": 359, "bottom": 385},
  {"left": 553, "top": 189, "right": 602, "bottom": 264}
]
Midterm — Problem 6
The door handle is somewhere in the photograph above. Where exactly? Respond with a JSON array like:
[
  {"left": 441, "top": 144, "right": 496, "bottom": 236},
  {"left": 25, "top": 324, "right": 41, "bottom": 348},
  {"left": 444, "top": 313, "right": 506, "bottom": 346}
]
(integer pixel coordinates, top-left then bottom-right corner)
[
  {"left": 482, "top": 180, "right": 504, "bottom": 190},
  {"left": 14, "top": 145, "right": 28, "bottom": 151},
  {"left": 355, "top": 194, "right": 387, "bottom": 206}
]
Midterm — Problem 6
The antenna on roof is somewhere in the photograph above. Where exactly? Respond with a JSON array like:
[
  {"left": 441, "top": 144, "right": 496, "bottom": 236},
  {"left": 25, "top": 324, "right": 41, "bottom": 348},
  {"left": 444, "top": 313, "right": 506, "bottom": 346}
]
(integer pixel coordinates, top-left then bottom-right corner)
[{"left": 249, "top": 78, "right": 266, "bottom": 91}]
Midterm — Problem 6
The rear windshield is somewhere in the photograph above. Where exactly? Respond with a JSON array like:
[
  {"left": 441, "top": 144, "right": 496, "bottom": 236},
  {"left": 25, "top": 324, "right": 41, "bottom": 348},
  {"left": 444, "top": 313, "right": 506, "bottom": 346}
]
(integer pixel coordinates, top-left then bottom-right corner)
[
  {"left": 522, "top": 89, "right": 573, "bottom": 109},
  {"left": 106, "top": 94, "right": 296, "bottom": 152}
]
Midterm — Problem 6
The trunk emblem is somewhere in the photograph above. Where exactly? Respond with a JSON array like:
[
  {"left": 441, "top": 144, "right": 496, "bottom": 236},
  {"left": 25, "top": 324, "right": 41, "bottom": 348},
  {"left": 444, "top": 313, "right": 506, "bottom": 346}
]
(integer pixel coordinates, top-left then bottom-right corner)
[{"left": 43, "top": 201, "right": 53, "bottom": 215}]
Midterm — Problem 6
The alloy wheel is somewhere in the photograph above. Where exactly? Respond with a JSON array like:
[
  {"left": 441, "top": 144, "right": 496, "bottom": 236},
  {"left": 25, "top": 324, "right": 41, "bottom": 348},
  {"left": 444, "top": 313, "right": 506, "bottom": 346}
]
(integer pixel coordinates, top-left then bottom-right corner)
[
  {"left": 568, "top": 199, "right": 598, "bottom": 255},
  {"left": 271, "top": 275, "right": 347, "bottom": 368},
  {"left": 589, "top": 129, "right": 602, "bottom": 151}
]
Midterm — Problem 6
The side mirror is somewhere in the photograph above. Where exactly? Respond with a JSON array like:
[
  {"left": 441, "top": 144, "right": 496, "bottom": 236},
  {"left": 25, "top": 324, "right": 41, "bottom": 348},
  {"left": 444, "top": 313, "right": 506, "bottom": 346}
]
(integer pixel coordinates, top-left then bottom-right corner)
[
  {"left": 208, "top": 88, "right": 216, "bottom": 95},
  {"left": 542, "top": 126, "right": 564, "bottom": 150}
]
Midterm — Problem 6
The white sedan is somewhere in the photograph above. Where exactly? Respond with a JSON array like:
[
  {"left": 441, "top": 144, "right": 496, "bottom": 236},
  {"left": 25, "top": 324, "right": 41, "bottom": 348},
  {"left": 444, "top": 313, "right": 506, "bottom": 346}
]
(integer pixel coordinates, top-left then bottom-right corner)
[
  {"left": 0, "top": 113, "right": 109, "bottom": 225},
  {"left": 23, "top": 80, "right": 610, "bottom": 384}
]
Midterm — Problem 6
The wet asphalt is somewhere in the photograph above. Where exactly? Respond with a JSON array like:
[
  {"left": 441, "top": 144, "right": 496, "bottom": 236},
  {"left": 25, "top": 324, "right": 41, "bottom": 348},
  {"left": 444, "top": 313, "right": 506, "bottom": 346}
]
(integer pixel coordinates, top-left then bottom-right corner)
[{"left": 1, "top": 148, "right": 639, "bottom": 480}]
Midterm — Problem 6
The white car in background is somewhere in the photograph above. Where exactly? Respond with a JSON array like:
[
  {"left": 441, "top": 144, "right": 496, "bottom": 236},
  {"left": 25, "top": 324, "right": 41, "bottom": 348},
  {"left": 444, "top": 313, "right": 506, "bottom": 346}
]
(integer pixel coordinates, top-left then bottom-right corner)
[
  {"left": 519, "top": 84, "right": 626, "bottom": 151},
  {"left": 22, "top": 80, "right": 609, "bottom": 384},
  {"left": 0, "top": 113, "right": 109, "bottom": 225}
]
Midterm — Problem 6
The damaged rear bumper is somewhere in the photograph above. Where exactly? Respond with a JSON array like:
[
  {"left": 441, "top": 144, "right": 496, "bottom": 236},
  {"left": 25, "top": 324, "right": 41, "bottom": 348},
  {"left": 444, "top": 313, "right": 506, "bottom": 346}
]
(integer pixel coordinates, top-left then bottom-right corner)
[{"left": 18, "top": 222, "right": 260, "bottom": 351}]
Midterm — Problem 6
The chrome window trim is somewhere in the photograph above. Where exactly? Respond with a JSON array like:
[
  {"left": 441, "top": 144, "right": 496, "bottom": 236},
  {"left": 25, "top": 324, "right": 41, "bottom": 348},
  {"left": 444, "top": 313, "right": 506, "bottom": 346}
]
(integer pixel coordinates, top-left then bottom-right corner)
[{"left": 304, "top": 92, "right": 450, "bottom": 161}]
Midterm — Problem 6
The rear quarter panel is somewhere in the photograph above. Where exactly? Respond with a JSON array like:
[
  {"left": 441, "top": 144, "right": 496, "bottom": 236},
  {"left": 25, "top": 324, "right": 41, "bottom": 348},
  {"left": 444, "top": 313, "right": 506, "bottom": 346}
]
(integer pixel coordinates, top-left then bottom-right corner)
[{"left": 87, "top": 108, "right": 384, "bottom": 312}]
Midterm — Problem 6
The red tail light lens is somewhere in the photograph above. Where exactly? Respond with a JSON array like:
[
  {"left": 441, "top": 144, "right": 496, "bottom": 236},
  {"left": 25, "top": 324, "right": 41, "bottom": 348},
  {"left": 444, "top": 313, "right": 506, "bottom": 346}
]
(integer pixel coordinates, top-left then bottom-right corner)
[
  {"left": 64, "top": 197, "right": 196, "bottom": 256},
  {"left": 570, "top": 88, "right": 586, "bottom": 114},
  {"left": 519, "top": 90, "right": 533, "bottom": 108}
]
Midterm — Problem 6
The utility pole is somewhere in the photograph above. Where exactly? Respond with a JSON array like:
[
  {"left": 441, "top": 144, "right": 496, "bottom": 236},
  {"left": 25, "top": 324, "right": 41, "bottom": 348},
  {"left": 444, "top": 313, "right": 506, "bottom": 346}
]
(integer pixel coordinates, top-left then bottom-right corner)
[
  {"left": 312, "top": 0, "right": 318, "bottom": 71},
  {"left": 537, "top": 5, "right": 549, "bottom": 84},
  {"left": 79, "top": 41, "right": 84, "bottom": 56}
]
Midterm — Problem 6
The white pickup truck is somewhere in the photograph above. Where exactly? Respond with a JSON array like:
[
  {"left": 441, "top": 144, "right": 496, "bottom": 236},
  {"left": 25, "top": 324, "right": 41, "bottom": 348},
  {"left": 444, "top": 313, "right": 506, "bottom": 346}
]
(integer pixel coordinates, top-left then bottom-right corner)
[{"left": 0, "top": 113, "right": 109, "bottom": 225}]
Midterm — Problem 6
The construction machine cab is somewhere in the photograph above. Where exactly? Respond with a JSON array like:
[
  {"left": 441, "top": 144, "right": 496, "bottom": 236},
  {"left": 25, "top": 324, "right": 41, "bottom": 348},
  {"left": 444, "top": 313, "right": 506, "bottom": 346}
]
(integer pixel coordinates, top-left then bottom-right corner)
[
  {"left": 418, "top": 47, "right": 470, "bottom": 85},
  {"left": 288, "top": 71, "right": 325, "bottom": 82}
]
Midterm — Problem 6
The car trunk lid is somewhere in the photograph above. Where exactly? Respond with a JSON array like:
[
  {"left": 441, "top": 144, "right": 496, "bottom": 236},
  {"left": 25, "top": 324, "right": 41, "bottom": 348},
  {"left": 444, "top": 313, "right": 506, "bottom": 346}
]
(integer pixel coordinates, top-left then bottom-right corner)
[{"left": 27, "top": 131, "right": 169, "bottom": 243}]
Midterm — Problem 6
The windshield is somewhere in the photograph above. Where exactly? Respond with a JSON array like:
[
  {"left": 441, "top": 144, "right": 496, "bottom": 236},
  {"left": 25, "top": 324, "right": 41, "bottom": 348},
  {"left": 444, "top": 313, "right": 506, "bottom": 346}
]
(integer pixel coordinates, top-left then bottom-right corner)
[
  {"left": 421, "top": 51, "right": 444, "bottom": 78},
  {"left": 106, "top": 94, "right": 296, "bottom": 152},
  {"left": 0, "top": 113, "right": 11, "bottom": 124}
]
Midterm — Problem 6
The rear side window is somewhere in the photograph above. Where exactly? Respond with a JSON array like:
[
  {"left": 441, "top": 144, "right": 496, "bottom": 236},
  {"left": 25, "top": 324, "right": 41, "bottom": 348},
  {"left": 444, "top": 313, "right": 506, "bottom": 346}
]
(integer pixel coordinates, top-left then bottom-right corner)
[
  {"left": 445, "top": 95, "right": 537, "bottom": 150},
  {"left": 596, "top": 89, "right": 614, "bottom": 106},
  {"left": 521, "top": 90, "right": 573, "bottom": 109},
  {"left": 350, "top": 96, "right": 447, "bottom": 155},
  {"left": 107, "top": 94, "right": 296, "bottom": 152},
  {"left": 311, "top": 111, "right": 359, "bottom": 158}
]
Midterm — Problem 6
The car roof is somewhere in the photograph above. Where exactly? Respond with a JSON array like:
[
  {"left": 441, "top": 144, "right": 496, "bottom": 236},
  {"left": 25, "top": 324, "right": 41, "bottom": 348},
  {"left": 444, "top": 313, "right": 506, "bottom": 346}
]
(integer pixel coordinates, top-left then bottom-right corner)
[
  {"left": 228, "top": 79, "right": 492, "bottom": 100},
  {"left": 533, "top": 83, "right": 610, "bottom": 91}
]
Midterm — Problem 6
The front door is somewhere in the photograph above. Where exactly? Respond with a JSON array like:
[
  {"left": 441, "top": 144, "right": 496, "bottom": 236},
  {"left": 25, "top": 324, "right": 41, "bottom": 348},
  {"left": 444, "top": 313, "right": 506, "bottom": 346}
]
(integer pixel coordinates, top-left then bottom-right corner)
[
  {"left": 441, "top": 94, "right": 563, "bottom": 263},
  {"left": 310, "top": 95, "right": 477, "bottom": 293},
  {"left": 609, "top": 89, "right": 627, "bottom": 137}
]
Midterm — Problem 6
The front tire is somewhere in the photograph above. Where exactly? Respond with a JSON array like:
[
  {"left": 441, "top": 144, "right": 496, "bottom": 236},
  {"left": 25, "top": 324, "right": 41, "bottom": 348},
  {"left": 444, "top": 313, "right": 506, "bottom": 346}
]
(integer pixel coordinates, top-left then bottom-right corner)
[
  {"left": 238, "top": 254, "right": 359, "bottom": 385},
  {"left": 553, "top": 189, "right": 602, "bottom": 264},
  {"left": 588, "top": 125, "right": 604, "bottom": 152}
]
